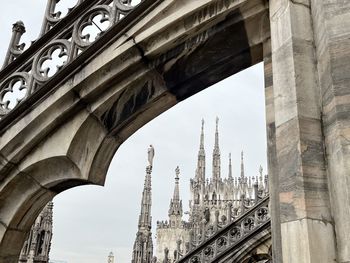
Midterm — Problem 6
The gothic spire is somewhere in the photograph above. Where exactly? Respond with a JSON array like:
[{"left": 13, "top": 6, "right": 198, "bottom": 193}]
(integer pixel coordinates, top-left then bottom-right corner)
[
  {"left": 240, "top": 151, "right": 245, "bottom": 179},
  {"left": 132, "top": 147, "right": 154, "bottom": 263},
  {"left": 173, "top": 166, "right": 180, "bottom": 202},
  {"left": 212, "top": 117, "right": 221, "bottom": 183},
  {"left": 200, "top": 119, "right": 205, "bottom": 153},
  {"left": 215, "top": 117, "right": 219, "bottom": 150},
  {"left": 196, "top": 119, "right": 206, "bottom": 183},
  {"left": 228, "top": 153, "right": 233, "bottom": 180},
  {"left": 168, "top": 167, "right": 183, "bottom": 224},
  {"left": 138, "top": 165, "right": 153, "bottom": 230}
]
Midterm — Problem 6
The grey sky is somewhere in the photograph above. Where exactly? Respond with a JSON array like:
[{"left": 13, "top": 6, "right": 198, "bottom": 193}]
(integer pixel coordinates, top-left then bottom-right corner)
[{"left": 0, "top": 1, "right": 266, "bottom": 262}]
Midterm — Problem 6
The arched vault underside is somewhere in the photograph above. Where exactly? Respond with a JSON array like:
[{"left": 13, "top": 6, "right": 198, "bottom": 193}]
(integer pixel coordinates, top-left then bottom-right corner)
[{"left": 0, "top": 0, "right": 270, "bottom": 261}]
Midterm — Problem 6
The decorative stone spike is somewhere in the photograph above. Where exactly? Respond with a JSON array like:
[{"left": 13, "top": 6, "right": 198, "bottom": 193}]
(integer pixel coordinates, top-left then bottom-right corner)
[{"left": 2, "top": 21, "right": 26, "bottom": 69}]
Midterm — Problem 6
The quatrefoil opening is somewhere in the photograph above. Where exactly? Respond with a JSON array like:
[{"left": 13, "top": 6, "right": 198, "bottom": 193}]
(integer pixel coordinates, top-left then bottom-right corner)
[{"left": 0, "top": 77, "right": 28, "bottom": 113}]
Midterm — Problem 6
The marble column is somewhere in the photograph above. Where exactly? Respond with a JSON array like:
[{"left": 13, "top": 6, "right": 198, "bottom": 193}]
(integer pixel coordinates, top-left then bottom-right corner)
[
  {"left": 263, "top": 37, "right": 282, "bottom": 263},
  {"left": 311, "top": 1, "right": 350, "bottom": 262},
  {"left": 269, "top": 0, "right": 336, "bottom": 262}
]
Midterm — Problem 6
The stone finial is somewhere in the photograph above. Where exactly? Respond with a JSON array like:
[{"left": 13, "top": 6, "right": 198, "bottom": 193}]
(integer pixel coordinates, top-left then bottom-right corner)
[
  {"left": 12, "top": 21, "right": 26, "bottom": 34},
  {"left": 2, "top": 21, "right": 26, "bottom": 68},
  {"left": 40, "top": 0, "right": 62, "bottom": 36}
]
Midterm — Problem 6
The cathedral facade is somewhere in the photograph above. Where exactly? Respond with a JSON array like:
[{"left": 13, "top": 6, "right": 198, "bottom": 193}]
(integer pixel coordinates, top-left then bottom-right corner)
[
  {"left": 19, "top": 202, "right": 53, "bottom": 263},
  {"left": 155, "top": 119, "right": 268, "bottom": 262},
  {"left": 131, "top": 119, "right": 269, "bottom": 263}
]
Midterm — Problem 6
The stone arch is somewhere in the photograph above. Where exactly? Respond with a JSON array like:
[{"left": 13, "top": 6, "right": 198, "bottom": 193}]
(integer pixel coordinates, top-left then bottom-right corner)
[
  {"left": 0, "top": 156, "right": 83, "bottom": 261},
  {"left": 0, "top": 113, "right": 120, "bottom": 260},
  {"left": 0, "top": 0, "right": 272, "bottom": 261}
]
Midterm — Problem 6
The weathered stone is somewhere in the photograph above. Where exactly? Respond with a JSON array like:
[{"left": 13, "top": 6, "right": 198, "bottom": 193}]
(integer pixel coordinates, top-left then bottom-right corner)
[
  {"left": 270, "top": 0, "right": 337, "bottom": 261},
  {"left": 0, "top": 0, "right": 349, "bottom": 261},
  {"left": 311, "top": 1, "right": 350, "bottom": 261}
]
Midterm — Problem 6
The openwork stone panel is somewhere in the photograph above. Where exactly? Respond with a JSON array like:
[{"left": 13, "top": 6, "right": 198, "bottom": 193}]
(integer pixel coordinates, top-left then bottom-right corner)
[
  {"left": 177, "top": 197, "right": 270, "bottom": 263},
  {"left": 0, "top": 0, "right": 141, "bottom": 119},
  {"left": 0, "top": 73, "right": 31, "bottom": 115}
]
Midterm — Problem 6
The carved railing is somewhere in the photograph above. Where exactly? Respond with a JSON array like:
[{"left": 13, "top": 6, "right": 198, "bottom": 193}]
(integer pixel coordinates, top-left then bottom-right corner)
[
  {"left": 176, "top": 196, "right": 270, "bottom": 263},
  {"left": 0, "top": 0, "right": 151, "bottom": 123}
]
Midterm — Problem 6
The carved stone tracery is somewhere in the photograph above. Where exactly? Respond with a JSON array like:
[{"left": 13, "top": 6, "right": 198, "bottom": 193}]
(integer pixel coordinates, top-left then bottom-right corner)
[{"left": 0, "top": 0, "right": 141, "bottom": 118}]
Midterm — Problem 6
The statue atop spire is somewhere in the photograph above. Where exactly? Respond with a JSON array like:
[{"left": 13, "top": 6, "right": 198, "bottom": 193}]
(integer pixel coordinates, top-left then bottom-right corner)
[
  {"left": 174, "top": 166, "right": 180, "bottom": 201},
  {"left": 175, "top": 166, "right": 180, "bottom": 181},
  {"left": 148, "top": 144, "right": 155, "bottom": 167}
]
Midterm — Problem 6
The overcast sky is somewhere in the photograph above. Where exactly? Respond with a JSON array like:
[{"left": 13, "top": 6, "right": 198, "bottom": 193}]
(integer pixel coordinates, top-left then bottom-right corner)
[{"left": 0, "top": 1, "right": 266, "bottom": 263}]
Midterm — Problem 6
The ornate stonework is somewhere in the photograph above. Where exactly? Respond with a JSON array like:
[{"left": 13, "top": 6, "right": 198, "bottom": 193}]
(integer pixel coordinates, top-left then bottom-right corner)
[
  {"left": 19, "top": 202, "right": 53, "bottom": 263},
  {"left": 155, "top": 119, "right": 269, "bottom": 262},
  {"left": 131, "top": 147, "right": 155, "bottom": 263}
]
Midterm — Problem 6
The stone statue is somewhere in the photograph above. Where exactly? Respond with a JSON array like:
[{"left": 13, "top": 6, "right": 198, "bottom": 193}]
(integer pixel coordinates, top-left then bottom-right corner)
[
  {"left": 163, "top": 247, "right": 169, "bottom": 263},
  {"left": 148, "top": 144, "right": 155, "bottom": 166},
  {"left": 204, "top": 207, "right": 210, "bottom": 223}
]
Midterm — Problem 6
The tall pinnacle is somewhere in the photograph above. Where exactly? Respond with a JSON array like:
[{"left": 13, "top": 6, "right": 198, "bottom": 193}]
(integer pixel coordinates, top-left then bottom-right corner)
[
  {"left": 212, "top": 117, "right": 221, "bottom": 182},
  {"left": 173, "top": 166, "right": 180, "bottom": 202},
  {"left": 196, "top": 119, "right": 206, "bottom": 183},
  {"left": 228, "top": 153, "right": 233, "bottom": 180},
  {"left": 199, "top": 119, "right": 205, "bottom": 156},
  {"left": 240, "top": 151, "right": 245, "bottom": 179},
  {"left": 138, "top": 165, "right": 153, "bottom": 230},
  {"left": 168, "top": 166, "right": 183, "bottom": 220},
  {"left": 132, "top": 146, "right": 154, "bottom": 263},
  {"left": 215, "top": 117, "right": 219, "bottom": 150}
]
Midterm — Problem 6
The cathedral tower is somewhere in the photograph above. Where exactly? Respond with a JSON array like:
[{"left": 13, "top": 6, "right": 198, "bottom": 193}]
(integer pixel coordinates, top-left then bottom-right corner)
[
  {"left": 156, "top": 167, "right": 190, "bottom": 263},
  {"left": 131, "top": 146, "right": 154, "bottom": 263}
]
